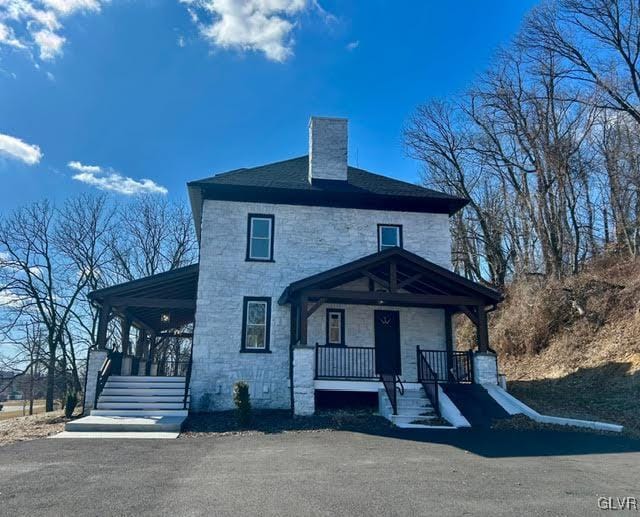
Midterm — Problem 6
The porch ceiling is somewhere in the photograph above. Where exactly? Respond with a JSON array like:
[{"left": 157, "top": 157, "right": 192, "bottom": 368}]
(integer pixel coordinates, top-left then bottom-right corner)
[
  {"left": 279, "top": 248, "right": 502, "bottom": 308},
  {"left": 88, "top": 264, "right": 199, "bottom": 332}
]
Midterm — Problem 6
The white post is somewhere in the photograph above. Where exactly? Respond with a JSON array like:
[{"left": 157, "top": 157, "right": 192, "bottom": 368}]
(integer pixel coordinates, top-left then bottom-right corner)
[
  {"left": 83, "top": 349, "right": 108, "bottom": 414},
  {"left": 293, "top": 345, "right": 315, "bottom": 416}
]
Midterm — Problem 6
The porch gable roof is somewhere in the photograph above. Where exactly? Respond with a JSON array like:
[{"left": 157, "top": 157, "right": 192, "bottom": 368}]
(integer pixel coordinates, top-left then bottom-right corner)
[{"left": 278, "top": 248, "right": 502, "bottom": 306}]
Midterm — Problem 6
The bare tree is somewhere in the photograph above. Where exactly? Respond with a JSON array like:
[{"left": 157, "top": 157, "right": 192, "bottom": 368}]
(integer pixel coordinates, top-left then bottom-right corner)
[{"left": 107, "top": 196, "right": 197, "bottom": 282}]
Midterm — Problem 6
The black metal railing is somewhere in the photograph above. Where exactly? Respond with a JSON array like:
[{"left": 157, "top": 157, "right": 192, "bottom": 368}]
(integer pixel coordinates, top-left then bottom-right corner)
[
  {"left": 380, "top": 372, "right": 404, "bottom": 415},
  {"left": 183, "top": 349, "right": 193, "bottom": 410},
  {"left": 419, "top": 349, "right": 473, "bottom": 383},
  {"left": 417, "top": 346, "right": 440, "bottom": 416},
  {"left": 315, "top": 345, "right": 377, "bottom": 380},
  {"left": 94, "top": 350, "right": 122, "bottom": 409}
]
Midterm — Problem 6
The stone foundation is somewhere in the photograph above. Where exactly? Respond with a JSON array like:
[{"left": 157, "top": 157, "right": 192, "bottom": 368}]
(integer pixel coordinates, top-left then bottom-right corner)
[
  {"left": 473, "top": 352, "right": 498, "bottom": 385},
  {"left": 293, "top": 346, "right": 315, "bottom": 415},
  {"left": 83, "top": 349, "right": 108, "bottom": 414}
]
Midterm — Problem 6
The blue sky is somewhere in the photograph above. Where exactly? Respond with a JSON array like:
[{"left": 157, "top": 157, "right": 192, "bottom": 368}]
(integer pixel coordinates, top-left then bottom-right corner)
[{"left": 0, "top": 0, "right": 537, "bottom": 210}]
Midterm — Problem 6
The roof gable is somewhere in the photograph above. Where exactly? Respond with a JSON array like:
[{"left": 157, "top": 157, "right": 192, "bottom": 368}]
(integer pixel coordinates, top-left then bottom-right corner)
[{"left": 279, "top": 248, "right": 502, "bottom": 305}]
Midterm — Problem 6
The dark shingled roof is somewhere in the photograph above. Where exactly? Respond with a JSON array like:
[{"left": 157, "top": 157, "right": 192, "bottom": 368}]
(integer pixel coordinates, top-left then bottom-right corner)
[{"left": 189, "top": 155, "right": 466, "bottom": 205}]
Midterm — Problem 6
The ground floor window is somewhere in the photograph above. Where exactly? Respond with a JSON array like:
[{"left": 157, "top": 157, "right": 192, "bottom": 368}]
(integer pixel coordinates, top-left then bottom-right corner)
[
  {"left": 241, "top": 297, "right": 271, "bottom": 352},
  {"left": 326, "top": 308, "right": 345, "bottom": 346}
]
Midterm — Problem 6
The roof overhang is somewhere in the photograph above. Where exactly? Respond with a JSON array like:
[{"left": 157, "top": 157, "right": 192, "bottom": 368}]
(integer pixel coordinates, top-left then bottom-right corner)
[
  {"left": 188, "top": 182, "right": 468, "bottom": 220},
  {"left": 89, "top": 264, "right": 199, "bottom": 332}
]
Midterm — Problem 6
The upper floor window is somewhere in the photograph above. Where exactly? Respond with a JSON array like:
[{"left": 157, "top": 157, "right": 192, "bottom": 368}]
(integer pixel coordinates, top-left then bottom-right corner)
[
  {"left": 241, "top": 297, "right": 271, "bottom": 352},
  {"left": 326, "top": 309, "right": 345, "bottom": 346},
  {"left": 246, "top": 214, "right": 274, "bottom": 261},
  {"left": 378, "top": 224, "right": 403, "bottom": 251}
]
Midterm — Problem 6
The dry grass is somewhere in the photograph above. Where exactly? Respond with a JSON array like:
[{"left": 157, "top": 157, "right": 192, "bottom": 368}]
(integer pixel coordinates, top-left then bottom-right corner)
[
  {"left": 0, "top": 400, "right": 49, "bottom": 421},
  {"left": 0, "top": 410, "right": 68, "bottom": 447},
  {"left": 459, "top": 256, "right": 640, "bottom": 436}
]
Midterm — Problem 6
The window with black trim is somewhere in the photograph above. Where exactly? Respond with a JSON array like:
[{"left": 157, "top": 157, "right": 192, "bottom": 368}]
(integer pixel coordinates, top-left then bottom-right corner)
[
  {"left": 378, "top": 224, "right": 403, "bottom": 251},
  {"left": 326, "top": 308, "right": 345, "bottom": 346},
  {"left": 241, "top": 297, "right": 271, "bottom": 352},
  {"left": 246, "top": 214, "right": 274, "bottom": 261}
]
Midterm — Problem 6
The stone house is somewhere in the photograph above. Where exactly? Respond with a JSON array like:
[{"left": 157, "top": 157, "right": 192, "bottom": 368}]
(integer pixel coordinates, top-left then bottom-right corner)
[{"left": 78, "top": 117, "right": 503, "bottom": 432}]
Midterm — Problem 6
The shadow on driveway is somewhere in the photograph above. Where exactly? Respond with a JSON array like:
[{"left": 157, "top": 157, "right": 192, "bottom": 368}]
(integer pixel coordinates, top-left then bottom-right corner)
[{"left": 183, "top": 410, "right": 640, "bottom": 459}]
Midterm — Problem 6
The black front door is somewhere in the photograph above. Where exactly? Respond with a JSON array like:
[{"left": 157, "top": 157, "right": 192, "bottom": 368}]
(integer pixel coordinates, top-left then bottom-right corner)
[{"left": 374, "top": 310, "right": 401, "bottom": 375}]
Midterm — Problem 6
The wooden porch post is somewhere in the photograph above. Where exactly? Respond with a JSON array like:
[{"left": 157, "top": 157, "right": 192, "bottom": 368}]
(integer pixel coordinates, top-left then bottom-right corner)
[
  {"left": 476, "top": 305, "right": 489, "bottom": 353},
  {"left": 134, "top": 329, "right": 146, "bottom": 358},
  {"left": 148, "top": 332, "right": 157, "bottom": 374},
  {"left": 121, "top": 317, "right": 131, "bottom": 355},
  {"left": 444, "top": 308, "right": 453, "bottom": 381},
  {"left": 300, "top": 296, "right": 308, "bottom": 346},
  {"left": 96, "top": 302, "right": 111, "bottom": 350}
]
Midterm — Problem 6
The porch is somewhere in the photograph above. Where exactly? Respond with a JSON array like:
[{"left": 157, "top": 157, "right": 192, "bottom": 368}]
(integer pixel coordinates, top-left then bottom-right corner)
[
  {"left": 69, "top": 265, "right": 198, "bottom": 435},
  {"left": 280, "top": 248, "right": 503, "bottom": 417}
]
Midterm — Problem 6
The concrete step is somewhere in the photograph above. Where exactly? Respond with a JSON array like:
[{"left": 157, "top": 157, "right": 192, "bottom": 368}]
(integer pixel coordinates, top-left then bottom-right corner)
[
  {"left": 99, "top": 395, "right": 188, "bottom": 403},
  {"left": 104, "top": 382, "right": 186, "bottom": 389},
  {"left": 65, "top": 415, "right": 185, "bottom": 433},
  {"left": 97, "top": 401, "right": 186, "bottom": 410},
  {"left": 383, "top": 407, "right": 435, "bottom": 418},
  {"left": 391, "top": 414, "right": 439, "bottom": 425},
  {"left": 53, "top": 431, "right": 180, "bottom": 439},
  {"left": 91, "top": 409, "right": 188, "bottom": 417},
  {"left": 108, "top": 376, "right": 185, "bottom": 383},
  {"left": 102, "top": 388, "right": 186, "bottom": 396}
]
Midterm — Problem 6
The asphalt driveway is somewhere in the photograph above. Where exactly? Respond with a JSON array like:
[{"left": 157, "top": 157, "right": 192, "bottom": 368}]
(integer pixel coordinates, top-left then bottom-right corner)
[{"left": 0, "top": 428, "right": 638, "bottom": 516}]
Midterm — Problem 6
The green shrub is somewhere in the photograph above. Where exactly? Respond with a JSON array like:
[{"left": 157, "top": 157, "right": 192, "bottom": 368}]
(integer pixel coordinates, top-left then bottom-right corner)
[
  {"left": 64, "top": 391, "right": 78, "bottom": 419},
  {"left": 232, "top": 381, "right": 251, "bottom": 427}
]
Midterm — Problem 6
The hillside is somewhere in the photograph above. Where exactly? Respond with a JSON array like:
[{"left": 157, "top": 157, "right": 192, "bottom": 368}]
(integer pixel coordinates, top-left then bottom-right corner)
[{"left": 458, "top": 256, "right": 640, "bottom": 435}]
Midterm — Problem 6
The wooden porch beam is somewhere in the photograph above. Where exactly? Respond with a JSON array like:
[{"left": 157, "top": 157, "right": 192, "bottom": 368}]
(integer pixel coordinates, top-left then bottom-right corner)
[
  {"left": 121, "top": 317, "right": 131, "bottom": 355},
  {"left": 397, "top": 273, "right": 423, "bottom": 290},
  {"left": 389, "top": 261, "right": 397, "bottom": 292},
  {"left": 96, "top": 302, "right": 111, "bottom": 350},
  {"left": 305, "top": 298, "right": 326, "bottom": 318},
  {"left": 444, "top": 308, "right": 454, "bottom": 382},
  {"left": 476, "top": 305, "right": 489, "bottom": 352},
  {"left": 300, "top": 296, "right": 308, "bottom": 346},
  {"left": 304, "top": 289, "right": 483, "bottom": 306},
  {"left": 457, "top": 305, "right": 478, "bottom": 326},
  {"left": 108, "top": 297, "right": 196, "bottom": 309},
  {"left": 362, "top": 270, "right": 390, "bottom": 290}
]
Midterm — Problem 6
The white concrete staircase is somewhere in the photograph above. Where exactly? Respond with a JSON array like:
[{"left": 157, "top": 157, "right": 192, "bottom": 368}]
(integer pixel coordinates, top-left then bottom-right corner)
[
  {"left": 64, "top": 376, "right": 188, "bottom": 435},
  {"left": 379, "top": 385, "right": 442, "bottom": 428}
]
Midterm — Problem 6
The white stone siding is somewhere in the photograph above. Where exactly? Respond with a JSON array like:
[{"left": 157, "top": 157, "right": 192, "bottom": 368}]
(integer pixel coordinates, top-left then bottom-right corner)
[
  {"left": 309, "top": 118, "right": 348, "bottom": 181},
  {"left": 83, "top": 349, "right": 107, "bottom": 414},
  {"left": 473, "top": 352, "right": 498, "bottom": 385},
  {"left": 293, "top": 346, "right": 315, "bottom": 415},
  {"left": 191, "top": 199, "right": 452, "bottom": 411},
  {"left": 308, "top": 304, "right": 446, "bottom": 382}
]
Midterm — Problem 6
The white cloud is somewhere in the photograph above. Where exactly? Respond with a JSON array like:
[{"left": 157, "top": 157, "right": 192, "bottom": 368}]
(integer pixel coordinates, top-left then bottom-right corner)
[
  {"left": 68, "top": 161, "right": 168, "bottom": 195},
  {"left": 0, "top": 290, "right": 26, "bottom": 308},
  {"left": 1, "top": 0, "right": 328, "bottom": 66},
  {"left": 68, "top": 160, "right": 100, "bottom": 173},
  {"left": 0, "top": 0, "right": 104, "bottom": 62},
  {"left": 346, "top": 39, "right": 358, "bottom": 51},
  {"left": 182, "top": 0, "right": 310, "bottom": 62},
  {"left": 0, "top": 132, "right": 42, "bottom": 165},
  {"left": 33, "top": 28, "right": 65, "bottom": 59}
]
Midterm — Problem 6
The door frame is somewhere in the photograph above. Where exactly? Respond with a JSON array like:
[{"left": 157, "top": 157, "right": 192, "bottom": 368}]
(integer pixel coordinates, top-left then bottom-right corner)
[{"left": 374, "top": 309, "right": 401, "bottom": 375}]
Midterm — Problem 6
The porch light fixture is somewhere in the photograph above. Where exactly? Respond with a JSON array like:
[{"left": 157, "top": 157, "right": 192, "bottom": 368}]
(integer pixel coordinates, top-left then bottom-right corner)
[
  {"left": 161, "top": 313, "right": 170, "bottom": 323},
  {"left": 377, "top": 300, "right": 384, "bottom": 305}
]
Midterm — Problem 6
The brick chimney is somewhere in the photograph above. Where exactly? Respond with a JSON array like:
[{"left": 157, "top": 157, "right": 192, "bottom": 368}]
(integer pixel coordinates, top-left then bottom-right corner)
[{"left": 308, "top": 116, "right": 348, "bottom": 182}]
